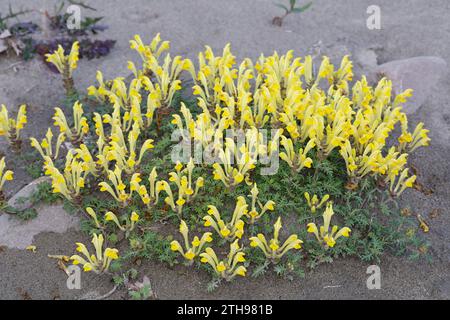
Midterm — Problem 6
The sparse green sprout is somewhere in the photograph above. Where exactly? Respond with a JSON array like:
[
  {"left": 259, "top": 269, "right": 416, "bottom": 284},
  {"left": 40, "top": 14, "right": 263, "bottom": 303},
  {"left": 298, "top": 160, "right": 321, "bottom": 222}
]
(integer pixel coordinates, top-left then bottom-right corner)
[{"left": 273, "top": 0, "right": 313, "bottom": 27}]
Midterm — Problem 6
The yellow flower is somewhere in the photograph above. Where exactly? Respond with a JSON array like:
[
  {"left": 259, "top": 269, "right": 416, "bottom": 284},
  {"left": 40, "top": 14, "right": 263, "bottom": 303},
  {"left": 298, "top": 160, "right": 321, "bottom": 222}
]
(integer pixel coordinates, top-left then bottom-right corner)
[
  {"left": 220, "top": 227, "right": 231, "bottom": 238},
  {"left": 131, "top": 211, "right": 139, "bottom": 222},
  {"left": 199, "top": 240, "right": 246, "bottom": 281},
  {"left": 26, "top": 245, "right": 37, "bottom": 253},
  {"left": 104, "top": 248, "right": 119, "bottom": 260},
  {"left": 249, "top": 217, "right": 302, "bottom": 260},
  {"left": 203, "top": 198, "right": 247, "bottom": 241},
  {"left": 216, "top": 262, "right": 226, "bottom": 272},
  {"left": 304, "top": 192, "right": 330, "bottom": 213},
  {"left": 170, "top": 220, "right": 213, "bottom": 264},
  {"left": 306, "top": 203, "right": 351, "bottom": 248},
  {"left": 69, "top": 234, "right": 119, "bottom": 274},
  {"left": 0, "top": 104, "right": 27, "bottom": 145},
  {"left": 185, "top": 251, "right": 195, "bottom": 260},
  {"left": 170, "top": 241, "right": 181, "bottom": 252},
  {"left": 247, "top": 184, "right": 275, "bottom": 224},
  {"left": 4, "top": 171, "right": 13, "bottom": 180},
  {"left": 45, "top": 42, "right": 79, "bottom": 76}
]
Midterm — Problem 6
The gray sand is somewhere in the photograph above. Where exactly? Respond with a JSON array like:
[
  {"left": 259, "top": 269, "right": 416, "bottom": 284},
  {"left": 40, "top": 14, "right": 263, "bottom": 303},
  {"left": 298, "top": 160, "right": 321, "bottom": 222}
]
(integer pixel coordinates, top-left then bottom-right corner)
[{"left": 0, "top": 0, "right": 449, "bottom": 299}]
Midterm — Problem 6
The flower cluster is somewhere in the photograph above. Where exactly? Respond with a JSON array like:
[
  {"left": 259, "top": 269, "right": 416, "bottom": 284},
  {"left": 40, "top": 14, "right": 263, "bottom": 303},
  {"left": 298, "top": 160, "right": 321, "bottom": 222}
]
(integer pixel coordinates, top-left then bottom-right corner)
[
  {"left": 307, "top": 203, "right": 351, "bottom": 248},
  {"left": 203, "top": 196, "right": 247, "bottom": 241},
  {"left": 69, "top": 233, "right": 119, "bottom": 273},
  {"left": 19, "top": 34, "right": 429, "bottom": 285},
  {"left": 156, "top": 159, "right": 204, "bottom": 217},
  {"left": 173, "top": 46, "right": 428, "bottom": 195},
  {"left": 304, "top": 192, "right": 330, "bottom": 214},
  {"left": 52, "top": 101, "right": 89, "bottom": 144},
  {"left": 46, "top": 41, "right": 79, "bottom": 96},
  {"left": 170, "top": 220, "right": 213, "bottom": 264},
  {"left": 250, "top": 217, "right": 303, "bottom": 261},
  {"left": 200, "top": 240, "right": 247, "bottom": 281},
  {"left": 0, "top": 157, "right": 14, "bottom": 201},
  {"left": 247, "top": 183, "right": 275, "bottom": 224},
  {"left": 0, "top": 104, "right": 27, "bottom": 150}
]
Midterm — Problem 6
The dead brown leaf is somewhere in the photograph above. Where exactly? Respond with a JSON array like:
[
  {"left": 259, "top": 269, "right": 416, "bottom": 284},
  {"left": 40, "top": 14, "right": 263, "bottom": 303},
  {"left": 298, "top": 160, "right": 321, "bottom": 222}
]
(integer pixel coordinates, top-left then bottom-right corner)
[
  {"left": 57, "top": 260, "right": 70, "bottom": 276},
  {"left": 413, "top": 181, "right": 434, "bottom": 195},
  {"left": 429, "top": 208, "right": 442, "bottom": 219},
  {"left": 345, "top": 181, "right": 359, "bottom": 191},
  {"left": 401, "top": 208, "right": 412, "bottom": 217},
  {"left": 17, "top": 288, "right": 32, "bottom": 300}
]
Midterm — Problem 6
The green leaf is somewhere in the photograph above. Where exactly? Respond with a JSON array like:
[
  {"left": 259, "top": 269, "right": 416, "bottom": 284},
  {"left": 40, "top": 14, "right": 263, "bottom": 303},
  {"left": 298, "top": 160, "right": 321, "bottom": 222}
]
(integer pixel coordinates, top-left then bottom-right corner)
[
  {"left": 274, "top": 3, "right": 289, "bottom": 14},
  {"left": 289, "top": 0, "right": 297, "bottom": 10},
  {"left": 292, "top": 2, "right": 313, "bottom": 13}
]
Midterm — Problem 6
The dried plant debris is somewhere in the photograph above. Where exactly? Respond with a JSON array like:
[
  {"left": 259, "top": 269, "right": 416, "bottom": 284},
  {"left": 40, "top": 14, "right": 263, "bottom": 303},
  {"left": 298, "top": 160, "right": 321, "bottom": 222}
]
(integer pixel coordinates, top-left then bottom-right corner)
[
  {"left": 34, "top": 38, "right": 116, "bottom": 72},
  {"left": 0, "top": 2, "right": 115, "bottom": 65}
]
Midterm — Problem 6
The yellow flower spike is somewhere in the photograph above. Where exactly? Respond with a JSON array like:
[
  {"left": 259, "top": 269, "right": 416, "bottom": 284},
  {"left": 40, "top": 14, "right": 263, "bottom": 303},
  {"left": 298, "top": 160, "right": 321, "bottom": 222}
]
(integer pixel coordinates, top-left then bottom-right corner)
[
  {"left": 92, "top": 233, "right": 104, "bottom": 262},
  {"left": 75, "top": 242, "right": 90, "bottom": 258},
  {"left": 260, "top": 199, "right": 274, "bottom": 212},
  {"left": 43, "top": 152, "right": 88, "bottom": 202},
  {"left": 307, "top": 223, "right": 320, "bottom": 240},
  {"left": 269, "top": 239, "right": 279, "bottom": 252},
  {"left": 85, "top": 207, "right": 101, "bottom": 228},
  {"left": 105, "top": 211, "right": 125, "bottom": 231},
  {"left": 220, "top": 227, "right": 231, "bottom": 238},
  {"left": 53, "top": 102, "right": 89, "bottom": 143},
  {"left": 273, "top": 216, "right": 282, "bottom": 240},
  {"left": 194, "top": 177, "right": 204, "bottom": 195},
  {"left": 191, "top": 236, "right": 201, "bottom": 247},
  {"left": 306, "top": 203, "right": 351, "bottom": 248},
  {"left": 246, "top": 183, "right": 276, "bottom": 224},
  {"left": 0, "top": 104, "right": 27, "bottom": 147},
  {"left": 203, "top": 198, "right": 247, "bottom": 241},
  {"left": 279, "top": 135, "right": 315, "bottom": 172},
  {"left": 400, "top": 122, "right": 431, "bottom": 153},
  {"left": 104, "top": 248, "right": 119, "bottom": 260},
  {"left": 45, "top": 42, "right": 79, "bottom": 76},
  {"left": 250, "top": 217, "right": 302, "bottom": 261},
  {"left": 168, "top": 172, "right": 178, "bottom": 183},
  {"left": 68, "top": 233, "right": 118, "bottom": 274},
  {"left": 389, "top": 168, "right": 416, "bottom": 197},
  {"left": 304, "top": 192, "right": 330, "bottom": 214},
  {"left": 3, "top": 170, "right": 13, "bottom": 181},
  {"left": 179, "top": 220, "right": 189, "bottom": 246},
  {"left": 171, "top": 220, "right": 213, "bottom": 264},
  {"left": 70, "top": 254, "right": 87, "bottom": 266},
  {"left": 233, "top": 171, "right": 244, "bottom": 184},
  {"left": 174, "top": 162, "right": 183, "bottom": 172},
  {"left": 335, "top": 227, "right": 351, "bottom": 239},
  {"left": 45, "top": 43, "right": 79, "bottom": 96},
  {"left": 170, "top": 240, "right": 182, "bottom": 253},
  {"left": 199, "top": 240, "right": 246, "bottom": 281},
  {"left": 83, "top": 263, "right": 93, "bottom": 272},
  {"left": 0, "top": 157, "right": 14, "bottom": 194},
  {"left": 99, "top": 166, "right": 132, "bottom": 206},
  {"left": 233, "top": 266, "right": 247, "bottom": 277},
  {"left": 68, "top": 41, "right": 80, "bottom": 72},
  {"left": 321, "top": 204, "right": 334, "bottom": 237}
]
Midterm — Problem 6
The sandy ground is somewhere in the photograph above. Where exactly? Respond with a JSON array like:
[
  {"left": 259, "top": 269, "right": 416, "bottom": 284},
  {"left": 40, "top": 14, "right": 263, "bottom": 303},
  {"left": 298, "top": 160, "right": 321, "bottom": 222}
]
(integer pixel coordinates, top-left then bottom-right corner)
[{"left": 0, "top": 0, "right": 450, "bottom": 299}]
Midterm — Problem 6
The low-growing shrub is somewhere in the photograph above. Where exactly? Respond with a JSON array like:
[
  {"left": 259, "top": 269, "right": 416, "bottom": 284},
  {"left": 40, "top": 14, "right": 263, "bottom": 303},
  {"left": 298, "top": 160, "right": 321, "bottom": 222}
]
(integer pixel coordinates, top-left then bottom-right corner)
[{"left": 1, "top": 33, "right": 432, "bottom": 290}]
